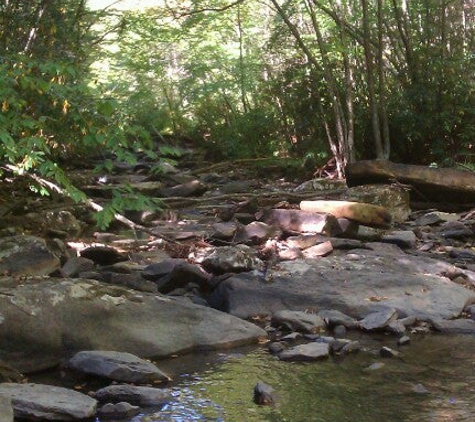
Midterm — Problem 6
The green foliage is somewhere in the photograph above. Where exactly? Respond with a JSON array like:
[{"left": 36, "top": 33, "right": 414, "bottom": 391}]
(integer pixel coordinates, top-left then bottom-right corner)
[{"left": 94, "top": 186, "right": 163, "bottom": 230}]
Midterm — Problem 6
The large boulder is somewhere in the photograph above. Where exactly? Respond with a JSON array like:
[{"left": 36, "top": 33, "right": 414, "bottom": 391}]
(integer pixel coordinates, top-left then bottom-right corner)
[
  {"left": 207, "top": 249, "right": 475, "bottom": 320},
  {"left": 0, "top": 278, "right": 266, "bottom": 373},
  {"left": 0, "top": 235, "right": 60, "bottom": 276}
]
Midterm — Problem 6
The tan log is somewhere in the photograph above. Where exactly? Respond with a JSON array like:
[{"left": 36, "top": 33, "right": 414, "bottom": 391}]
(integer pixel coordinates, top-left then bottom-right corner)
[{"left": 300, "top": 200, "right": 391, "bottom": 228}]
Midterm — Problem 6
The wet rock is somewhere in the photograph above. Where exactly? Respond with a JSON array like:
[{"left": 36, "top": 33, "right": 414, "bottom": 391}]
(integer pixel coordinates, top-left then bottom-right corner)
[
  {"left": 254, "top": 382, "right": 276, "bottom": 405},
  {"left": 198, "top": 245, "right": 262, "bottom": 274},
  {"left": 380, "top": 346, "right": 400, "bottom": 358},
  {"left": 268, "top": 342, "right": 286, "bottom": 355},
  {"left": 80, "top": 246, "right": 128, "bottom": 265},
  {"left": 0, "top": 278, "right": 267, "bottom": 373},
  {"left": 430, "top": 318, "right": 475, "bottom": 333},
  {"left": 302, "top": 241, "right": 333, "bottom": 258},
  {"left": 0, "top": 383, "right": 97, "bottom": 421},
  {"left": 271, "top": 310, "right": 326, "bottom": 334},
  {"left": 0, "top": 235, "right": 61, "bottom": 276},
  {"left": 69, "top": 351, "right": 171, "bottom": 384},
  {"left": 0, "top": 394, "right": 13, "bottom": 422},
  {"left": 358, "top": 309, "right": 398, "bottom": 331},
  {"left": 97, "top": 402, "right": 140, "bottom": 419},
  {"left": 330, "top": 339, "right": 360, "bottom": 355},
  {"left": 333, "top": 325, "right": 347, "bottom": 338},
  {"left": 381, "top": 230, "right": 417, "bottom": 249},
  {"left": 412, "top": 383, "right": 430, "bottom": 394},
  {"left": 397, "top": 336, "right": 411, "bottom": 346},
  {"left": 93, "top": 384, "right": 172, "bottom": 406},
  {"left": 387, "top": 320, "right": 406, "bottom": 335},
  {"left": 364, "top": 362, "right": 385, "bottom": 371},
  {"left": 278, "top": 342, "right": 330, "bottom": 362},
  {"left": 60, "top": 257, "right": 95, "bottom": 278},
  {"left": 258, "top": 209, "right": 342, "bottom": 236}
]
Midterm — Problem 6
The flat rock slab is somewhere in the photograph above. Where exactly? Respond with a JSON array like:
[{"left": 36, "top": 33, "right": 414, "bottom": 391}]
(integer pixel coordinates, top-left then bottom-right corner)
[
  {"left": 0, "top": 383, "right": 97, "bottom": 421},
  {"left": 0, "top": 394, "right": 13, "bottom": 422},
  {"left": 207, "top": 249, "right": 475, "bottom": 320},
  {"left": 279, "top": 342, "right": 330, "bottom": 362},
  {"left": 93, "top": 384, "right": 172, "bottom": 406},
  {"left": 69, "top": 351, "right": 171, "bottom": 384},
  {"left": 0, "top": 278, "right": 266, "bottom": 373}
]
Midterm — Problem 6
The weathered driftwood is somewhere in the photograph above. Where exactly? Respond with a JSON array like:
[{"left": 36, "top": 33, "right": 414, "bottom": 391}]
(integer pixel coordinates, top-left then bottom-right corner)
[
  {"left": 346, "top": 160, "right": 475, "bottom": 204},
  {"left": 300, "top": 200, "right": 391, "bottom": 228}
]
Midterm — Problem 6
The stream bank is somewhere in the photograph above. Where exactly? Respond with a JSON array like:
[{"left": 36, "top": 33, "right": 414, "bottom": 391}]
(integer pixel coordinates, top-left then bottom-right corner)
[{"left": 1, "top": 151, "right": 475, "bottom": 420}]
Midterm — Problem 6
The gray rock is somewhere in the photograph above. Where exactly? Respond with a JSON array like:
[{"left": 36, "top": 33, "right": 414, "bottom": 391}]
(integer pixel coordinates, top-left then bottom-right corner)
[
  {"left": 106, "top": 272, "right": 158, "bottom": 293},
  {"left": 430, "top": 318, "right": 475, "bottom": 333},
  {"left": 234, "top": 222, "right": 282, "bottom": 245},
  {"left": 387, "top": 320, "right": 406, "bottom": 335},
  {"left": 198, "top": 245, "right": 263, "bottom": 274},
  {"left": 43, "top": 210, "right": 82, "bottom": 236},
  {"left": 0, "top": 383, "right": 97, "bottom": 421},
  {"left": 211, "top": 222, "right": 239, "bottom": 239},
  {"left": 207, "top": 249, "right": 475, "bottom": 321},
  {"left": 258, "top": 209, "right": 341, "bottom": 236},
  {"left": 397, "top": 336, "right": 411, "bottom": 346},
  {"left": 93, "top": 384, "right": 172, "bottom": 406},
  {"left": 69, "top": 351, "right": 171, "bottom": 384},
  {"left": 60, "top": 257, "right": 95, "bottom": 278},
  {"left": 380, "top": 346, "right": 400, "bottom": 358},
  {"left": 359, "top": 309, "right": 398, "bottom": 331},
  {"left": 333, "top": 325, "right": 347, "bottom": 338},
  {"left": 364, "top": 362, "right": 385, "bottom": 371},
  {"left": 162, "top": 180, "right": 207, "bottom": 197},
  {"left": 0, "top": 394, "right": 13, "bottom": 422},
  {"left": 302, "top": 241, "right": 333, "bottom": 258},
  {"left": 0, "top": 235, "right": 60, "bottom": 276},
  {"left": 98, "top": 402, "right": 140, "bottom": 419},
  {"left": 271, "top": 310, "right": 326, "bottom": 334},
  {"left": 278, "top": 342, "right": 330, "bottom": 362},
  {"left": 381, "top": 230, "right": 417, "bottom": 249},
  {"left": 318, "top": 309, "right": 358, "bottom": 329},
  {"left": 0, "top": 278, "right": 267, "bottom": 373},
  {"left": 412, "top": 383, "right": 430, "bottom": 394},
  {"left": 254, "top": 382, "right": 275, "bottom": 405}
]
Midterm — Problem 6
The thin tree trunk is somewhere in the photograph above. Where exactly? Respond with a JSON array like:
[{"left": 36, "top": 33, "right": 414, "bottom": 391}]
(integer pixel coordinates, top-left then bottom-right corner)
[
  {"left": 361, "top": 0, "right": 383, "bottom": 158},
  {"left": 377, "top": 0, "right": 390, "bottom": 158}
]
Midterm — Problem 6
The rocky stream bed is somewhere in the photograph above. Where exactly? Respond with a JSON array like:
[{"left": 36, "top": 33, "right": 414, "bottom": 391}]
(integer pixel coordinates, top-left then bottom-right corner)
[{"left": 1, "top": 150, "right": 475, "bottom": 421}]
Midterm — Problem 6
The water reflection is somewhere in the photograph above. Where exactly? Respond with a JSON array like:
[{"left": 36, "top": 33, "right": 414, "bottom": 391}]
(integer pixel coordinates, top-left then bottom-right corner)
[{"left": 131, "top": 334, "right": 475, "bottom": 422}]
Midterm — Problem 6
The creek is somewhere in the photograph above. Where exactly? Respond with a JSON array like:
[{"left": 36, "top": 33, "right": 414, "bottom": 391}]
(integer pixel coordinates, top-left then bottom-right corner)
[{"left": 106, "top": 332, "right": 475, "bottom": 422}]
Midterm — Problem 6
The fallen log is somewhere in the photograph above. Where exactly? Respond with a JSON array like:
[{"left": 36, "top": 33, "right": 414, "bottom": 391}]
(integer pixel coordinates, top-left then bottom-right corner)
[
  {"left": 346, "top": 160, "right": 475, "bottom": 205},
  {"left": 300, "top": 200, "right": 391, "bottom": 228}
]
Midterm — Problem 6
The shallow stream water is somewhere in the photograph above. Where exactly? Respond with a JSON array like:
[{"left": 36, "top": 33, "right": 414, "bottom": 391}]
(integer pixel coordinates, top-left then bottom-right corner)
[{"left": 120, "top": 333, "right": 475, "bottom": 422}]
